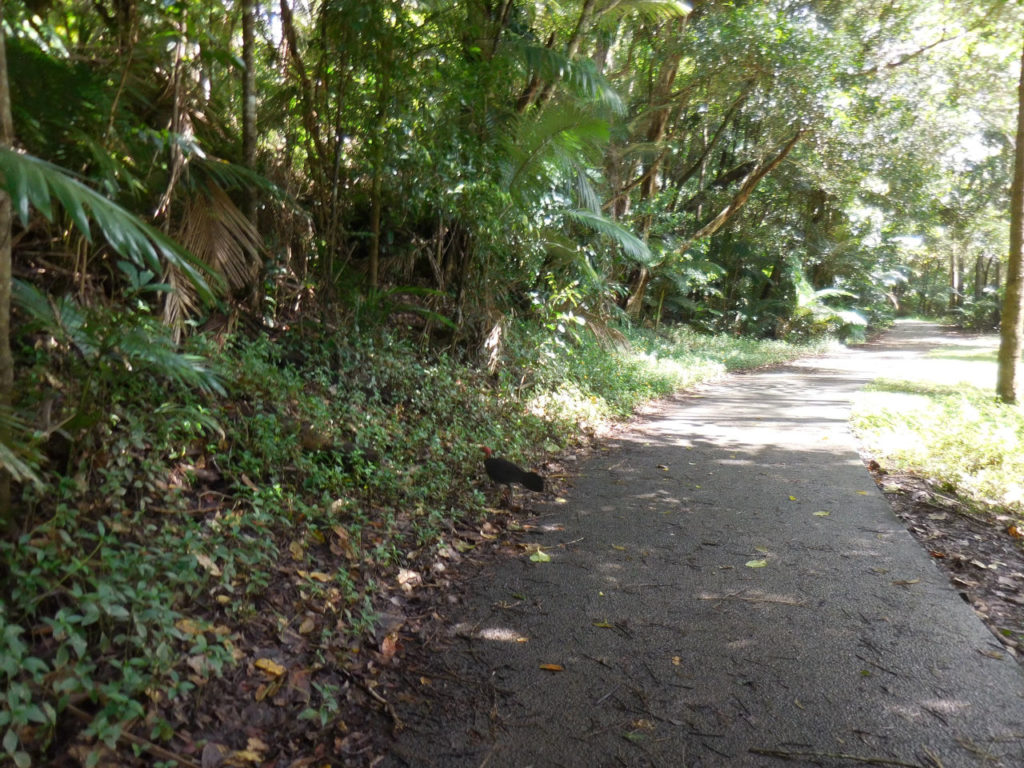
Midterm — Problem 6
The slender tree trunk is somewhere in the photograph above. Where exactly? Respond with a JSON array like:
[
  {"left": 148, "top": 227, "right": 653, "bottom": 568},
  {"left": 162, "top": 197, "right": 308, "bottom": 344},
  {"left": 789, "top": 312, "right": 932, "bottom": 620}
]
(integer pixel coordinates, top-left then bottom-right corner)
[
  {"left": 948, "top": 247, "right": 962, "bottom": 309},
  {"left": 676, "top": 129, "right": 806, "bottom": 255},
  {"left": 369, "top": 167, "right": 381, "bottom": 291},
  {"left": 535, "top": 0, "right": 597, "bottom": 107},
  {"left": 625, "top": 30, "right": 685, "bottom": 317},
  {"left": 241, "top": 0, "right": 257, "bottom": 223},
  {"left": 997, "top": 42, "right": 1024, "bottom": 403},
  {"left": 974, "top": 253, "right": 985, "bottom": 302},
  {"left": 0, "top": 6, "right": 14, "bottom": 524}
]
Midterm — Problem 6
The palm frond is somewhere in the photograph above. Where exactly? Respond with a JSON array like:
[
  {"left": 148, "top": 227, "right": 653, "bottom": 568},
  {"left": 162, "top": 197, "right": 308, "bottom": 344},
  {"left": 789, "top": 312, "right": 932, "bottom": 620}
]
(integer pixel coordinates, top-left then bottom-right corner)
[
  {"left": 163, "top": 181, "right": 263, "bottom": 336},
  {"left": 503, "top": 108, "right": 610, "bottom": 198},
  {"left": 177, "top": 183, "right": 262, "bottom": 294},
  {"left": 0, "top": 406, "right": 44, "bottom": 489},
  {"left": 511, "top": 40, "right": 624, "bottom": 114},
  {"left": 0, "top": 147, "right": 218, "bottom": 302},
  {"left": 562, "top": 208, "right": 653, "bottom": 265},
  {"left": 12, "top": 280, "right": 97, "bottom": 358},
  {"left": 597, "top": 0, "right": 692, "bottom": 22},
  {"left": 113, "top": 324, "right": 226, "bottom": 396}
]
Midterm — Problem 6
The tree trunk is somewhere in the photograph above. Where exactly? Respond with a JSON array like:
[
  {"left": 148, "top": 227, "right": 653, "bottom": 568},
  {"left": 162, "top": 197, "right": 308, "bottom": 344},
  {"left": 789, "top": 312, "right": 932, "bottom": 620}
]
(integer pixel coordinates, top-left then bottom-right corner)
[
  {"left": 0, "top": 6, "right": 14, "bottom": 524},
  {"left": 997, "top": 41, "right": 1024, "bottom": 404},
  {"left": 536, "top": 0, "right": 598, "bottom": 107},
  {"left": 948, "top": 247, "right": 962, "bottom": 309},
  {"left": 241, "top": 0, "right": 257, "bottom": 223},
  {"left": 625, "top": 25, "right": 685, "bottom": 317}
]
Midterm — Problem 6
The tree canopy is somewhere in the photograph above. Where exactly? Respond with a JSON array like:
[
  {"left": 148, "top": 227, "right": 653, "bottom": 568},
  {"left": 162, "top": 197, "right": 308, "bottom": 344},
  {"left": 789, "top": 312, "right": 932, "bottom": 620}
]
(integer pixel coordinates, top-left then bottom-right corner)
[{"left": 2, "top": 0, "right": 1020, "bottom": 344}]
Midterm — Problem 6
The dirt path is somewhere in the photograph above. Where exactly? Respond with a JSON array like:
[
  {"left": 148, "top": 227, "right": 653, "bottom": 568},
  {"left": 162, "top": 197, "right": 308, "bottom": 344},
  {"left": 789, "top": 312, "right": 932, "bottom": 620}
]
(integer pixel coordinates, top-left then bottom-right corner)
[{"left": 382, "top": 322, "right": 1024, "bottom": 768}]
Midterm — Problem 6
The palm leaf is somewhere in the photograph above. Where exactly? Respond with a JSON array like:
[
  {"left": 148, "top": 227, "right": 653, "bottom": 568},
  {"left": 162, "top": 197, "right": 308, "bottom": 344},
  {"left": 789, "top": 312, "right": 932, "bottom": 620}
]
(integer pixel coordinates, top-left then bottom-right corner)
[
  {"left": 597, "top": 0, "right": 692, "bottom": 22},
  {"left": 562, "top": 208, "right": 653, "bottom": 265},
  {"left": 512, "top": 40, "right": 624, "bottom": 114},
  {"left": 0, "top": 406, "right": 43, "bottom": 489},
  {"left": 0, "top": 147, "right": 218, "bottom": 302},
  {"left": 503, "top": 108, "right": 611, "bottom": 198}
]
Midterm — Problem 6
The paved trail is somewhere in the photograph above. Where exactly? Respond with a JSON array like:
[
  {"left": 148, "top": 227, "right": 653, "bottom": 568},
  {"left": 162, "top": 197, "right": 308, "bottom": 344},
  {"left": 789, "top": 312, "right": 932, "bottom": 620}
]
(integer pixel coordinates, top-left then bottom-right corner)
[{"left": 386, "top": 322, "right": 1024, "bottom": 768}]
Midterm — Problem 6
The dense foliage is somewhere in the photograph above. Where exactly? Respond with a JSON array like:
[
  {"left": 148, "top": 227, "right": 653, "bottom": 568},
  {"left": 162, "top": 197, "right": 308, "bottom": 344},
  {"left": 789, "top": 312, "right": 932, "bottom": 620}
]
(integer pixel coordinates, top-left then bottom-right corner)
[{"left": 2, "top": 0, "right": 1024, "bottom": 764}]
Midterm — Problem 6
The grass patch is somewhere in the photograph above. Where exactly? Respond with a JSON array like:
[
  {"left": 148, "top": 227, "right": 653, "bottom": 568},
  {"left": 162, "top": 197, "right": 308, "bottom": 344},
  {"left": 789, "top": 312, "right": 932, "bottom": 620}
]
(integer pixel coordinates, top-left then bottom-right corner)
[
  {"left": 925, "top": 349, "right": 998, "bottom": 363},
  {"left": 851, "top": 379, "right": 1024, "bottom": 514}
]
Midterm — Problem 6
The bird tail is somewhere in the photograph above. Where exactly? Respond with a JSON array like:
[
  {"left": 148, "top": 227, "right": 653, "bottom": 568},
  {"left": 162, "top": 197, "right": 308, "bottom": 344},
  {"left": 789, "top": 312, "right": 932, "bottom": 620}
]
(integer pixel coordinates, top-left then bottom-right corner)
[{"left": 522, "top": 472, "right": 545, "bottom": 492}]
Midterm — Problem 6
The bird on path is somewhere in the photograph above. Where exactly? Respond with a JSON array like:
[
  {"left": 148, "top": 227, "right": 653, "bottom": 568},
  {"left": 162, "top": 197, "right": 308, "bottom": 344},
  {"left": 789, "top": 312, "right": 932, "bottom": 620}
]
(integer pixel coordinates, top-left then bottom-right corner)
[{"left": 481, "top": 446, "right": 545, "bottom": 498}]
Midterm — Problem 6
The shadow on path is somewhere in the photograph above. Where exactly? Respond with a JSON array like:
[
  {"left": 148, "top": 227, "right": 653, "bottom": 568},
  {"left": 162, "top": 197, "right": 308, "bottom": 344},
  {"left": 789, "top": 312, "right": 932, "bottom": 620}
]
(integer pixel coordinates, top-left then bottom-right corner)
[{"left": 384, "top": 322, "right": 1024, "bottom": 768}]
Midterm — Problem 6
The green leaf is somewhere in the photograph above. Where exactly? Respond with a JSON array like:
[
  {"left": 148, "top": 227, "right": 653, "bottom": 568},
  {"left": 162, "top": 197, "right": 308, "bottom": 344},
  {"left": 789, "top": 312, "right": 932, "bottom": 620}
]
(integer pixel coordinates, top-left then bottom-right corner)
[
  {"left": 562, "top": 209, "right": 653, "bottom": 265},
  {"left": 745, "top": 559, "right": 768, "bottom": 568},
  {"left": 530, "top": 549, "right": 551, "bottom": 563}
]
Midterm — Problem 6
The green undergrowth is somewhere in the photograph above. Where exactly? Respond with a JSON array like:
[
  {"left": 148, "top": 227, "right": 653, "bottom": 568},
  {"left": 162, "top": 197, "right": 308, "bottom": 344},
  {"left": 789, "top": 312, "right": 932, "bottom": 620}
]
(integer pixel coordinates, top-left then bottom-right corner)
[
  {"left": 2, "top": 313, "right": 827, "bottom": 765},
  {"left": 852, "top": 379, "right": 1024, "bottom": 515}
]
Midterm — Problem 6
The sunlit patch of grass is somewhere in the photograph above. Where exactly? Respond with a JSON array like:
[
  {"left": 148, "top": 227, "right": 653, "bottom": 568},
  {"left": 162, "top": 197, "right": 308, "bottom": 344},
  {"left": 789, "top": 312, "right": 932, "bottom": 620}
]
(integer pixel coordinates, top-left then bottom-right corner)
[
  {"left": 522, "top": 323, "right": 830, "bottom": 429},
  {"left": 851, "top": 379, "right": 1024, "bottom": 514},
  {"left": 924, "top": 349, "right": 998, "bottom": 363}
]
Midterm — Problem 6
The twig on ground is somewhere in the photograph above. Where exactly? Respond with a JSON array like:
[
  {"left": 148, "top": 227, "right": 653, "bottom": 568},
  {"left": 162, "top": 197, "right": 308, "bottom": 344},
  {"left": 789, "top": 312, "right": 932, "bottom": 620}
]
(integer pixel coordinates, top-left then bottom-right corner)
[
  {"left": 67, "top": 704, "right": 202, "bottom": 768},
  {"left": 750, "top": 747, "right": 925, "bottom": 767}
]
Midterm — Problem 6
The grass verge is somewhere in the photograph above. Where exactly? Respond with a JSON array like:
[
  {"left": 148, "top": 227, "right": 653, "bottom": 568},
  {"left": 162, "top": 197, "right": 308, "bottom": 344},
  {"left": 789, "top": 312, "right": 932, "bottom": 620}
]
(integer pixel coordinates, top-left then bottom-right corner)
[{"left": 850, "top": 345, "right": 1024, "bottom": 516}]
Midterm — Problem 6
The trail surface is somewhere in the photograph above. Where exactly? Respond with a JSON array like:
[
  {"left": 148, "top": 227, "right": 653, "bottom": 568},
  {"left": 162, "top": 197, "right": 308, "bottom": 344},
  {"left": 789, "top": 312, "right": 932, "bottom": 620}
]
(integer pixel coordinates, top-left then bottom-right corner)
[{"left": 384, "top": 322, "right": 1024, "bottom": 768}]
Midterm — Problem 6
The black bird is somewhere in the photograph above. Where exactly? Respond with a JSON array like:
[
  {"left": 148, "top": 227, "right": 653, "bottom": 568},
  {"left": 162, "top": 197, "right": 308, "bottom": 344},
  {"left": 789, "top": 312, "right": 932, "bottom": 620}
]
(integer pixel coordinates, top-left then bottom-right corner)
[{"left": 481, "top": 446, "right": 545, "bottom": 492}]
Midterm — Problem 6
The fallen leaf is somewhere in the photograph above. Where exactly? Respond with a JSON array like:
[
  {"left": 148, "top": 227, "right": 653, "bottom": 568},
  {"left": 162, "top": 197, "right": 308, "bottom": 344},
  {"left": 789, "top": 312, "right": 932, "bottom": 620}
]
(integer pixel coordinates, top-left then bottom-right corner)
[
  {"left": 745, "top": 559, "right": 768, "bottom": 568},
  {"left": 175, "top": 618, "right": 203, "bottom": 635},
  {"left": 856, "top": 490, "right": 870, "bottom": 495},
  {"left": 380, "top": 632, "right": 399, "bottom": 663},
  {"left": 813, "top": 510, "right": 830, "bottom": 517},
  {"left": 289, "top": 540, "right": 304, "bottom": 560},
  {"left": 298, "top": 616, "right": 316, "bottom": 635},
  {"left": 397, "top": 568, "right": 422, "bottom": 594},
  {"left": 194, "top": 552, "right": 222, "bottom": 577},
  {"left": 611, "top": 544, "right": 627, "bottom": 551},
  {"left": 530, "top": 548, "right": 551, "bottom": 563},
  {"left": 671, "top": 656, "right": 682, "bottom": 666},
  {"left": 201, "top": 742, "right": 230, "bottom": 768},
  {"left": 254, "top": 658, "right": 287, "bottom": 677},
  {"left": 539, "top": 663, "right": 564, "bottom": 672},
  {"left": 788, "top": 495, "right": 797, "bottom": 501},
  {"left": 891, "top": 578, "right": 920, "bottom": 586},
  {"left": 245, "top": 737, "right": 270, "bottom": 754},
  {"left": 226, "top": 748, "right": 263, "bottom": 764},
  {"left": 593, "top": 621, "right": 615, "bottom": 629},
  {"left": 331, "top": 525, "right": 357, "bottom": 559},
  {"left": 657, "top": 464, "right": 669, "bottom": 471},
  {"left": 1007, "top": 524, "right": 1023, "bottom": 539}
]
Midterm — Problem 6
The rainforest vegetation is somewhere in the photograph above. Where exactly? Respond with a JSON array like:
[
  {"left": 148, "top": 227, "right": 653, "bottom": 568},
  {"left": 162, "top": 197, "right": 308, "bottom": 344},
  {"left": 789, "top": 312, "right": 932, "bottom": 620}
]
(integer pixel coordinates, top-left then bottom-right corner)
[{"left": 2, "top": 1, "right": 1024, "bottom": 765}]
